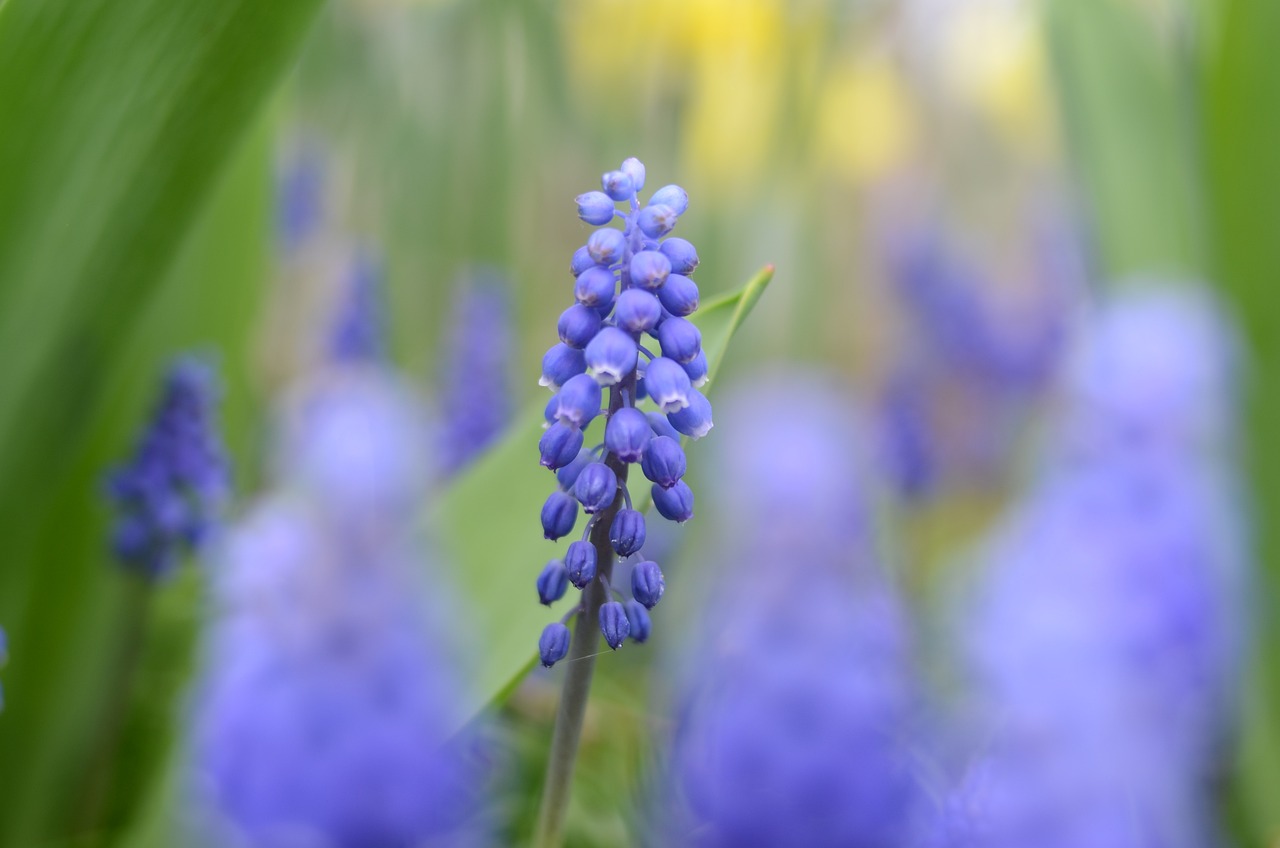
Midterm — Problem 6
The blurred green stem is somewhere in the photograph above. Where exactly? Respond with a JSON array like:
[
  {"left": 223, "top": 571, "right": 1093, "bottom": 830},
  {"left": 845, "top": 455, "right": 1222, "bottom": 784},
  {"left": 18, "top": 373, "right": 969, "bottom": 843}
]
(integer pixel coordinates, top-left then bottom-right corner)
[
  {"left": 76, "top": 573, "right": 152, "bottom": 836},
  {"left": 532, "top": 386, "right": 629, "bottom": 848}
]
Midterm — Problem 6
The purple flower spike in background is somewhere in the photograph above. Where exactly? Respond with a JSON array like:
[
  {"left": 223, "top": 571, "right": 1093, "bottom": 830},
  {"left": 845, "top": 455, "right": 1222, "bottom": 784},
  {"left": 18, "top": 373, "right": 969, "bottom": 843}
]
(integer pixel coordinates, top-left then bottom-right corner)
[
  {"left": 532, "top": 157, "right": 711, "bottom": 661},
  {"left": 663, "top": 373, "right": 929, "bottom": 848},
  {"left": 106, "top": 357, "right": 228, "bottom": 580},
  {"left": 327, "top": 249, "right": 386, "bottom": 364}
]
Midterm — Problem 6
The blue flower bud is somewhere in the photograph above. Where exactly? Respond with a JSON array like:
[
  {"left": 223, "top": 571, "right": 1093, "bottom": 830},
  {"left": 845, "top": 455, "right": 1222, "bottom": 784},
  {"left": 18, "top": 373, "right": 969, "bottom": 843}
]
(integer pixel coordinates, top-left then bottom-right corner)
[
  {"left": 621, "top": 157, "right": 646, "bottom": 192},
  {"left": 652, "top": 480, "right": 694, "bottom": 523},
  {"left": 574, "top": 266, "right": 616, "bottom": 308},
  {"left": 587, "top": 228, "right": 627, "bottom": 265},
  {"left": 574, "top": 461, "right": 618, "bottom": 514},
  {"left": 558, "top": 303, "right": 603, "bottom": 348},
  {"left": 555, "top": 373, "right": 603, "bottom": 428},
  {"left": 610, "top": 508, "right": 647, "bottom": 557},
  {"left": 637, "top": 204, "right": 677, "bottom": 239},
  {"left": 606, "top": 407, "right": 653, "bottom": 463},
  {"left": 556, "top": 448, "right": 594, "bottom": 490},
  {"left": 658, "top": 273, "right": 700, "bottom": 317},
  {"left": 540, "top": 343, "right": 586, "bottom": 390},
  {"left": 644, "top": 357, "right": 692, "bottom": 413},
  {"left": 536, "top": 559, "right": 570, "bottom": 605},
  {"left": 629, "top": 250, "right": 672, "bottom": 291},
  {"left": 641, "top": 435, "right": 687, "bottom": 488},
  {"left": 669, "top": 386, "right": 713, "bottom": 439},
  {"left": 601, "top": 170, "right": 634, "bottom": 202},
  {"left": 647, "top": 411, "right": 682, "bottom": 442},
  {"left": 539, "top": 421, "right": 583, "bottom": 470},
  {"left": 648, "top": 184, "right": 689, "bottom": 216},
  {"left": 571, "top": 245, "right": 597, "bottom": 276},
  {"left": 599, "top": 601, "right": 630, "bottom": 650},
  {"left": 541, "top": 491, "right": 578, "bottom": 540},
  {"left": 656, "top": 316, "right": 702, "bottom": 364},
  {"left": 585, "top": 326, "right": 638, "bottom": 386},
  {"left": 682, "top": 350, "right": 709, "bottom": 387},
  {"left": 576, "top": 191, "right": 616, "bottom": 226},
  {"left": 565, "top": 540, "right": 597, "bottom": 588},
  {"left": 660, "top": 237, "right": 699, "bottom": 274},
  {"left": 624, "top": 600, "right": 652, "bottom": 643},
  {"left": 631, "top": 560, "right": 666, "bottom": 608},
  {"left": 543, "top": 394, "right": 558, "bottom": 427},
  {"left": 539, "top": 622, "right": 571, "bottom": 668},
  {"left": 614, "top": 289, "right": 663, "bottom": 333}
]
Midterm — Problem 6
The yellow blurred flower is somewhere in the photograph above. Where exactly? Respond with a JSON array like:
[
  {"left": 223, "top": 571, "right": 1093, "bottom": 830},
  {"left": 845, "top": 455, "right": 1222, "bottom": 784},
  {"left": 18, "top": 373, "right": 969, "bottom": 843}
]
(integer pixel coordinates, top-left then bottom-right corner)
[{"left": 814, "top": 52, "right": 917, "bottom": 184}]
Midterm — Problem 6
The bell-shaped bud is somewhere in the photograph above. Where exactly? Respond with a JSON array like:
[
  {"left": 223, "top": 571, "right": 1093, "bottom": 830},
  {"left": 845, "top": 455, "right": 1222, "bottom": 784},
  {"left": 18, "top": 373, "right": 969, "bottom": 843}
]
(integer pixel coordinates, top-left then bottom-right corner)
[
  {"left": 587, "top": 228, "right": 627, "bottom": 265},
  {"left": 565, "top": 540, "right": 598, "bottom": 588},
  {"left": 609, "top": 508, "right": 647, "bottom": 557},
  {"left": 682, "top": 351, "right": 709, "bottom": 387},
  {"left": 576, "top": 191, "right": 615, "bottom": 226},
  {"left": 660, "top": 237, "right": 699, "bottom": 274},
  {"left": 648, "top": 184, "right": 689, "bottom": 216},
  {"left": 601, "top": 170, "right": 634, "bottom": 202},
  {"left": 640, "top": 435, "right": 686, "bottom": 489},
  {"left": 658, "top": 274, "right": 699, "bottom": 317},
  {"left": 571, "top": 245, "right": 597, "bottom": 276},
  {"left": 652, "top": 480, "right": 694, "bottom": 523},
  {"left": 637, "top": 204, "right": 677, "bottom": 239},
  {"left": 644, "top": 357, "right": 692, "bottom": 414},
  {"left": 558, "top": 304, "right": 603, "bottom": 349},
  {"left": 555, "top": 448, "right": 594, "bottom": 491},
  {"left": 614, "top": 289, "right": 662, "bottom": 333},
  {"left": 539, "top": 421, "right": 583, "bottom": 470},
  {"left": 585, "top": 327, "right": 639, "bottom": 386},
  {"left": 631, "top": 560, "right": 666, "bottom": 609},
  {"left": 599, "top": 601, "right": 630, "bottom": 650},
  {"left": 624, "top": 600, "right": 652, "bottom": 643},
  {"left": 574, "top": 266, "right": 616, "bottom": 308},
  {"left": 605, "top": 407, "right": 651, "bottom": 463},
  {"left": 629, "top": 250, "right": 672, "bottom": 291},
  {"left": 540, "top": 491, "right": 578, "bottom": 540},
  {"left": 620, "top": 157, "right": 646, "bottom": 192},
  {"left": 656, "top": 316, "right": 702, "bottom": 364},
  {"left": 539, "top": 622, "right": 571, "bottom": 668},
  {"left": 574, "top": 462, "right": 618, "bottom": 514},
  {"left": 536, "top": 559, "right": 570, "bottom": 606},
  {"left": 669, "top": 386, "right": 713, "bottom": 439},
  {"left": 540, "top": 343, "right": 586, "bottom": 390},
  {"left": 554, "top": 374, "right": 603, "bottom": 428},
  {"left": 647, "top": 410, "right": 681, "bottom": 441}
]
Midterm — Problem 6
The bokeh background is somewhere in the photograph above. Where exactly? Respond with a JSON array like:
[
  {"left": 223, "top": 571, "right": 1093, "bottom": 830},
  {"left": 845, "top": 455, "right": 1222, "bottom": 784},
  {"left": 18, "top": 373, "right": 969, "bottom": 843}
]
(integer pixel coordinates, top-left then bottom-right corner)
[{"left": 1, "top": 0, "right": 1279, "bottom": 845}]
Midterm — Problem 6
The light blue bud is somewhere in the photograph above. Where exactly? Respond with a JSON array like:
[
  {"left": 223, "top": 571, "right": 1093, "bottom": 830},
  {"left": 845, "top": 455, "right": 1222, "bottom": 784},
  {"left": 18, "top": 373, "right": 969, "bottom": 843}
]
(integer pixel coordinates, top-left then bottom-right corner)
[
  {"left": 576, "top": 191, "right": 616, "bottom": 226},
  {"left": 602, "top": 170, "right": 635, "bottom": 202},
  {"left": 648, "top": 184, "right": 689, "bottom": 216},
  {"left": 585, "top": 327, "right": 638, "bottom": 386},
  {"left": 620, "top": 157, "right": 646, "bottom": 192},
  {"left": 644, "top": 357, "right": 692, "bottom": 414}
]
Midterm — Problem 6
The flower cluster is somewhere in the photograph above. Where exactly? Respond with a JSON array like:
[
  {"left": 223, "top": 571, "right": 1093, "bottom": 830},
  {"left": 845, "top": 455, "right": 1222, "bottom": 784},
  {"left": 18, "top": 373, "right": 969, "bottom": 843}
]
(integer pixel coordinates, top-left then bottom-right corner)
[
  {"left": 536, "top": 157, "right": 711, "bottom": 666},
  {"left": 105, "top": 358, "right": 228, "bottom": 579}
]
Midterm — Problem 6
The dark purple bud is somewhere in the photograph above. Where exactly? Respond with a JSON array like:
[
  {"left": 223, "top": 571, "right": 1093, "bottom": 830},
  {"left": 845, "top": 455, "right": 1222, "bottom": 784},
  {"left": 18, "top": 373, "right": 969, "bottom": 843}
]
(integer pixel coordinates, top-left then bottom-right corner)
[
  {"left": 620, "top": 157, "right": 646, "bottom": 192},
  {"left": 658, "top": 274, "right": 700, "bottom": 317},
  {"left": 682, "top": 350, "right": 709, "bottom": 387},
  {"left": 669, "top": 386, "right": 713, "bottom": 439},
  {"left": 574, "top": 462, "right": 618, "bottom": 514},
  {"left": 644, "top": 357, "right": 692, "bottom": 414},
  {"left": 638, "top": 204, "right": 677, "bottom": 239},
  {"left": 624, "top": 600, "right": 652, "bottom": 643},
  {"left": 540, "top": 343, "right": 586, "bottom": 390},
  {"left": 631, "top": 560, "right": 666, "bottom": 609},
  {"left": 555, "top": 374, "right": 603, "bottom": 428},
  {"left": 575, "top": 266, "right": 616, "bottom": 308},
  {"left": 652, "top": 480, "right": 694, "bottom": 523},
  {"left": 614, "top": 289, "right": 662, "bottom": 333},
  {"left": 571, "top": 245, "right": 597, "bottom": 276},
  {"left": 576, "top": 191, "right": 616, "bottom": 225},
  {"left": 660, "top": 237, "right": 699, "bottom": 274},
  {"left": 647, "top": 410, "right": 681, "bottom": 441},
  {"left": 539, "top": 622, "right": 571, "bottom": 667},
  {"left": 605, "top": 407, "right": 651, "bottom": 463},
  {"left": 536, "top": 559, "right": 570, "bottom": 605},
  {"left": 629, "top": 250, "right": 672, "bottom": 291},
  {"left": 656, "top": 316, "right": 702, "bottom": 364},
  {"left": 585, "top": 327, "right": 638, "bottom": 386},
  {"left": 556, "top": 448, "right": 594, "bottom": 490},
  {"left": 543, "top": 394, "right": 558, "bottom": 427},
  {"left": 558, "top": 304, "right": 603, "bottom": 349},
  {"left": 601, "top": 170, "right": 634, "bottom": 201},
  {"left": 641, "top": 435, "right": 686, "bottom": 488},
  {"left": 587, "top": 228, "right": 627, "bottom": 265},
  {"left": 539, "top": 421, "right": 583, "bottom": 470},
  {"left": 565, "top": 540, "right": 597, "bottom": 588},
  {"left": 599, "top": 601, "right": 630, "bottom": 650},
  {"left": 648, "top": 184, "right": 689, "bottom": 216},
  {"left": 610, "top": 508, "right": 647, "bottom": 557},
  {"left": 541, "top": 491, "right": 578, "bottom": 540}
]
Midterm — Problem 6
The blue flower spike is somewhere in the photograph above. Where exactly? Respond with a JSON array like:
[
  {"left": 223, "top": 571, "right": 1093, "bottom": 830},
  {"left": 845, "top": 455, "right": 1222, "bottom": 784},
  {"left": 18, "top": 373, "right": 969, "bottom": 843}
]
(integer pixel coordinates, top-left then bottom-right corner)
[{"left": 533, "top": 157, "right": 713, "bottom": 658}]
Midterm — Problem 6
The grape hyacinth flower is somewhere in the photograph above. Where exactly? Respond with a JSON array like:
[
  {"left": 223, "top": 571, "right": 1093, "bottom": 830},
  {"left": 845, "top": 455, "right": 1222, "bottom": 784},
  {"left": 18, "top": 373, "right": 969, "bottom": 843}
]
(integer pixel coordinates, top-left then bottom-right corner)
[
  {"left": 933, "top": 285, "right": 1247, "bottom": 848},
  {"left": 536, "top": 158, "right": 711, "bottom": 662},
  {"left": 663, "top": 374, "right": 929, "bottom": 847},
  {"left": 327, "top": 249, "right": 386, "bottom": 364},
  {"left": 105, "top": 357, "right": 228, "bottom": 579},
  {"left": 440, "top": 269, "right": 513, "bottom": 475}
]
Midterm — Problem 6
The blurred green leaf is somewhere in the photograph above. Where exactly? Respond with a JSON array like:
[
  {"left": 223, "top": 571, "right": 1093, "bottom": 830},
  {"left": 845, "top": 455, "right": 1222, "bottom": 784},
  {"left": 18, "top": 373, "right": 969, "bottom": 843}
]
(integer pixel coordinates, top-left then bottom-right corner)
[
  {"left": 434, "top": 265, "right": 775, "bottom": 727},
  {"left": 1045, "top": 0, "right": 1204, "bottom": 278},
  {"left": 1201, "top": 0, "right": 1280, "bottom": 842},
  {"left": 0, "top": 0, "right": 322, "bottom": 844}
]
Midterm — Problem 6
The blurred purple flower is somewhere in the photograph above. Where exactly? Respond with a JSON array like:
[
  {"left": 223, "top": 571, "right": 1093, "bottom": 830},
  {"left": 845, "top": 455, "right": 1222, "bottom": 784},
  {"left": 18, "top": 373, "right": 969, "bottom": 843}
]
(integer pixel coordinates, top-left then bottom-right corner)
[
  {"left": 663, "top": 373, "right": 929, "bottom": 847},
  {"left": 439, "top": 268, "right": 513, "bottom": 476},
  {"left": 328, "top": 249, "right": 387, "bottom": 365},
  {"left": 276, "top": 146, "right": 325, "bottom": 254},
  {"left": 105, "top": 357, "right": 228, "bottom": 579}
]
